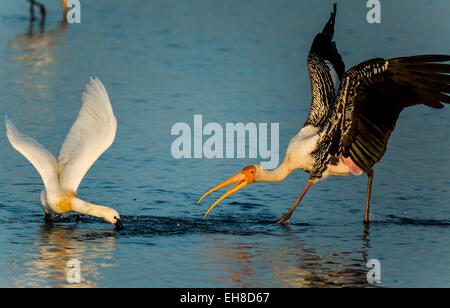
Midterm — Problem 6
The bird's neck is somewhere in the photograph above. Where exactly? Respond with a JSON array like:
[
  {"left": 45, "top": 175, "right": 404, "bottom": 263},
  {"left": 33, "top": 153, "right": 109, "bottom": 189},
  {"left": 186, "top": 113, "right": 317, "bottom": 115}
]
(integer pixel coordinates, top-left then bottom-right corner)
[
  {"left": 257, "top": 161, "right": 294, "bottom": 183},
  {"left": 71, "top": 197, "right": 110, "bottom": 220}
]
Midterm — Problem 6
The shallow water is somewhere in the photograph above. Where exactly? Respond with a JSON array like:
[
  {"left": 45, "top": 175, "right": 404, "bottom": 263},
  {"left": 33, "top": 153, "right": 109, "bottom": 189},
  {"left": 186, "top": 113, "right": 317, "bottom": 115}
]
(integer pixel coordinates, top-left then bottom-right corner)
[{"left": 0, "top": 0, "right": 449, "bottom": 287}]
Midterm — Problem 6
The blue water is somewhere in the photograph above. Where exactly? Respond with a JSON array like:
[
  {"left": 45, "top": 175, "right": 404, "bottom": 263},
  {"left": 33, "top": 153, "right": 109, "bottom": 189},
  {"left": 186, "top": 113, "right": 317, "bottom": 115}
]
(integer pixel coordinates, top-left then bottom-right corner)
[{"left": 0, "top": 0, "right": 449, "bottom": 287}]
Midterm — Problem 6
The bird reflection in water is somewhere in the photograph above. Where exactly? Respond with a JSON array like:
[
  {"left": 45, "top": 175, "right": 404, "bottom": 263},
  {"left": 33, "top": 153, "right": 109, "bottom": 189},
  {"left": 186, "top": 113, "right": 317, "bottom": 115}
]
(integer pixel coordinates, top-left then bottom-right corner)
[
  {"left": 12, "top": 222, "right": 118, "bottom": 288},
  {"left": 8, "top": 1, "right": 68, "bottom": 101},
  {"left": 201, "top": 225, "right": 372, "bottom": 287}
]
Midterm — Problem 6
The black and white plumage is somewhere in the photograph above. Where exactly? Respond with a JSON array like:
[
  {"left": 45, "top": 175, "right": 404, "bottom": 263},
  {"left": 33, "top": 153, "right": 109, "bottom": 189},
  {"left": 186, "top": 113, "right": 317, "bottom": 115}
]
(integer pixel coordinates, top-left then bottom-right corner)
[
  {"left": 305, "top": 3, "right": 345, "bottom": 127},
  {"left": 198, "top": 4, "right": 450, "bottom": 224},
  {"left": 313, "top": 55, "right": 450, "bottom": 179}
]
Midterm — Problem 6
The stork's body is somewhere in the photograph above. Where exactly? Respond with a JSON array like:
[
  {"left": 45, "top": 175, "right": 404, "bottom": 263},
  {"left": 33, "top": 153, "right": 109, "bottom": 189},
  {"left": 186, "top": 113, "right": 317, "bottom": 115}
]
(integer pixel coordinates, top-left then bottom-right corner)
[
  {"left": 6, "top": 77, "right": 123, "bottom": 230},
  {"left": 198, "top": 4, "right": 450, "bottom": 224}
]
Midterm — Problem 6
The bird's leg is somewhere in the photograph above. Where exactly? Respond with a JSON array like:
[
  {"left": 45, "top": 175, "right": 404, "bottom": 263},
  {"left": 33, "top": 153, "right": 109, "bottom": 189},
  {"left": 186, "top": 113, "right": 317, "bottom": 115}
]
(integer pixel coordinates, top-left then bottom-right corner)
[
  {"left": 28, "top": 0, "right": 36, "bottom": 22},
  {"left": 61, "top": 0, "right": 69, "bottom": 22},
  {"left": 35, "top": 1, "right": 46, "bottom": 26},
  {"left": 364, "top": 169, "right": 374, "bottom": 224},
  {"left": 27, "top": 0, "right": 46, "bottom": 25},
  {"left": 276, "top": 180, "right": 313, "bottom": 224}
]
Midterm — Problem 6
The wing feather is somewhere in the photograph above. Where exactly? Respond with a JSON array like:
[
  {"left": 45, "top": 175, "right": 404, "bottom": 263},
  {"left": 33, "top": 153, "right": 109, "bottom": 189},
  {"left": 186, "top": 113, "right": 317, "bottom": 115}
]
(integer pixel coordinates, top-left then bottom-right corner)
[
  {"left": 336, "top": 55, "right": 450, "bottom": 172},
  {"left": 6, "top": 117, "right": 59, "bottom": 191},
  {"left": 305, "top": 3, "right": 345, "bottom": 127},
  {"left": 58, "top": 76, "right": 117, "bottom": 192}
]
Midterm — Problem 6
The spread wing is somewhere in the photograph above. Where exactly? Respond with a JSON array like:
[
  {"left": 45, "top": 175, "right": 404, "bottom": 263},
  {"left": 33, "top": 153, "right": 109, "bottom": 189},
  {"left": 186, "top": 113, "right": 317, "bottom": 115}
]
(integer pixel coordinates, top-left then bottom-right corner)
[
  {"left": 6, "top": 117, "right": 59, "bottom": 191},
  {"left": 334, "top": 55, "right": 450, "bottom": 172},
  {"left": 57, "top": 76, "right": 117, "bottom": 192},
  {"left": 305, "top": 3, "right": 345, "bottom": 127}
]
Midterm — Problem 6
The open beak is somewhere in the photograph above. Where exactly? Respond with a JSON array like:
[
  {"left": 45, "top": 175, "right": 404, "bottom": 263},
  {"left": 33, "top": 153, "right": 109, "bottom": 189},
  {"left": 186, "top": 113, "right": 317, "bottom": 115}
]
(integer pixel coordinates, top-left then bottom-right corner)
[
  {"left": 197, "top": 170, "right": 253, "bottom": 218},
  {"left": 114, "top": 219, "right": 124, "bottom": 231}
]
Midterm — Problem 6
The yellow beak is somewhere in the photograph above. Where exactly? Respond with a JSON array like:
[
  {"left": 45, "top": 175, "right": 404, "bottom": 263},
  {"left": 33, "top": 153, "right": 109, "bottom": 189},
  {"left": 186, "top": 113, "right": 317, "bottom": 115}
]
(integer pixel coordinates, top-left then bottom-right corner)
[{"left": 197, "top": 171, "right": 251, "bottom": 218}]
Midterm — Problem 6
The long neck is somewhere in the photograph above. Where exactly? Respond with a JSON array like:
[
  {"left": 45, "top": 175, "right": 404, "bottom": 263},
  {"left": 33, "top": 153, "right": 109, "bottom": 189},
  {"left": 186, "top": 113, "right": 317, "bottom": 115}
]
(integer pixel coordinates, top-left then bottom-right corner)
[
  {"left": 71, "top": 197, "right": 110, "bottom": 220},
  {"left": 258, "top": 160, "right": 294, "bottom": 183}
]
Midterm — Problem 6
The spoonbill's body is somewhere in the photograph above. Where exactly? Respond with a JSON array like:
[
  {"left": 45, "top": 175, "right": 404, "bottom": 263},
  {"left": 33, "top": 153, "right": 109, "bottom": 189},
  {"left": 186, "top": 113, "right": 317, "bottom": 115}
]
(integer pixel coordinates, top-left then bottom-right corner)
[
  {"left": 198, "top": 4, "right": 450, "bottom": 224},
  {"left": 6, "top": 76, "right": 123, "bottom": 230}
]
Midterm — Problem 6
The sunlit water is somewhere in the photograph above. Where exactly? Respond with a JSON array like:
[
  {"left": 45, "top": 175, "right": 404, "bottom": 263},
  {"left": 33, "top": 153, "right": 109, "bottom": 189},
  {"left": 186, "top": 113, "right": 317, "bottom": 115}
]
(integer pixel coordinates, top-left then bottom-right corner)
[{"left": 0, "top": 0, "right": 449, "bottom": 287}]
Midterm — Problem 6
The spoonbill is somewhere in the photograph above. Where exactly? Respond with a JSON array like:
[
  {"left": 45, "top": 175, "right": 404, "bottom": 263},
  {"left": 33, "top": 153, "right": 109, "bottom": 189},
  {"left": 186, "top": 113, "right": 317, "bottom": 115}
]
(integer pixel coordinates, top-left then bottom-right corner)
[
  {"left": 197, "top": 4, "right": 450, "bottom": 224},
  {"left": 6, "top": 76, "right": 123, "bottom": 230}
]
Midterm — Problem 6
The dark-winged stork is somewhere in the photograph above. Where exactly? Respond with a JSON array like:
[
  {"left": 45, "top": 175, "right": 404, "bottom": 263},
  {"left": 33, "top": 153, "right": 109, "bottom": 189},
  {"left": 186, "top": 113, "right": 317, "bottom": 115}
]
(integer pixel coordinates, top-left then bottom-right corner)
[{"left": 198, "top": 4, "right": 450, "bottom": 224}]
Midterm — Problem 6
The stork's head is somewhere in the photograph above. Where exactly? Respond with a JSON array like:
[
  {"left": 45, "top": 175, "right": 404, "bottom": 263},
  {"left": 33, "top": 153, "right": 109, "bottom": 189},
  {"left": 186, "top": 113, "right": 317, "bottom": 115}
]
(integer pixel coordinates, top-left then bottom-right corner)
[{"left": 197, "top": 165, "right": 262, "bottom": 217}]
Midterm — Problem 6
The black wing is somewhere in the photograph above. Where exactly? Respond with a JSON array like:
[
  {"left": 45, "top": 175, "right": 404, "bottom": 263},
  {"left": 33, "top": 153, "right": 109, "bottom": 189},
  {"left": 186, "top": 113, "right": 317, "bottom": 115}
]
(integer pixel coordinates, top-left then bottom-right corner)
[
  {"left": 305, "top": 3, "right": 345, "bottom": 127},
  {"left": 336, "top": 55, "right": 450, "bottom": 173}
]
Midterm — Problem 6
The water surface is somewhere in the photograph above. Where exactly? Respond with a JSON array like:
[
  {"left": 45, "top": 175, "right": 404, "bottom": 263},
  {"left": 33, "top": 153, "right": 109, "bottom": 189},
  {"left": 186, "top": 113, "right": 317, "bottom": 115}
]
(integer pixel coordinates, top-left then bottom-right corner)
[{"left": 0, "top": 0, "right": 449, "bottom": 287}]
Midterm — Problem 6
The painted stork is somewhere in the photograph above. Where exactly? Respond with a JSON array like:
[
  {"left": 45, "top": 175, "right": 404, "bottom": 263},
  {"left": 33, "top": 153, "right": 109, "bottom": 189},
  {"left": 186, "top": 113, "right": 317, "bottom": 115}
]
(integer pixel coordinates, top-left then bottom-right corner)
[
  {"left": 198, "top": 4, "right": 450, "bottom": 224},
  {"left": 6, "top": 77, "right": 123, "bottom": 230}
]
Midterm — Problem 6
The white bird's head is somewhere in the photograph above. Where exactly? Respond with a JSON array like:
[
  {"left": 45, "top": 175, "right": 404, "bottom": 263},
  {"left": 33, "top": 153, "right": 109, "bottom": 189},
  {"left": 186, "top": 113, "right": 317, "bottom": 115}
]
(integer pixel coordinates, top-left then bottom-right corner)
[{"left": 101, "top": 208, "right": 123, "bottom": 230}]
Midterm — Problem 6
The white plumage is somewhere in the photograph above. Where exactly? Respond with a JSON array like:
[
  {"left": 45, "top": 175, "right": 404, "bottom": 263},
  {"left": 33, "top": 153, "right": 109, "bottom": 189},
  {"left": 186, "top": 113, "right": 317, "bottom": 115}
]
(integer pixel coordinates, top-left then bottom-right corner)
[
  {"left": 58, "top": 77, "right": 117, "bottom": 192},
  {"left": 6, "top": 76, "right": 123, "bottom": 230}
]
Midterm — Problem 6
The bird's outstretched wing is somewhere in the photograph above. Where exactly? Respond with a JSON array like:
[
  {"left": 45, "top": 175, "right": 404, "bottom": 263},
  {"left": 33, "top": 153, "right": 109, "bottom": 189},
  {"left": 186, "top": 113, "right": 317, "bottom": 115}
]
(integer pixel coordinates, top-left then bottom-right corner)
[
  {"left": 332, "top": 55, "right": 450, "bottom": 173},
  {"left": 305, "top": 3, "right": 345, "bottom": 127},
  {"left": 58, "top": 76, "right": 117, "bottom": 192},
  {"left": 6, "top": 117, "right": 59, "bottom": 191}
]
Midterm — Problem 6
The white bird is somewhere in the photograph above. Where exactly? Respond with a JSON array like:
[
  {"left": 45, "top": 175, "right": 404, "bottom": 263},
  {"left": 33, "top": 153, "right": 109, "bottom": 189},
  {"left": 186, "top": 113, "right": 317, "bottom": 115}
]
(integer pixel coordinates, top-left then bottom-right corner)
[{"left": 6, "top": 76, "right": 123, "bottom": 230}]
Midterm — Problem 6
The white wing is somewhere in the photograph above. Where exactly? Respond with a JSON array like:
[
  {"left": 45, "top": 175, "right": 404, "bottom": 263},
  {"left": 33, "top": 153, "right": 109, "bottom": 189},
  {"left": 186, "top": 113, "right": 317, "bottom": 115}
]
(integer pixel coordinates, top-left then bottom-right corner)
[
  {"left": 58, "top": 76, "right": 117, "bottom": 192},
  {"left": 6, "top": 117, "right": 59, "bottom": 191}
]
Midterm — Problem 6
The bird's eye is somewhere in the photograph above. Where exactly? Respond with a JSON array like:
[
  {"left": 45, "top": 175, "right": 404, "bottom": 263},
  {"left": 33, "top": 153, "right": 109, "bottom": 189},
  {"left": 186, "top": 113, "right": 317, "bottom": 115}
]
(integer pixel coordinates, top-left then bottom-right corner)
[{"left": 250, "top": 171, "right": 254, "bottom": 174}]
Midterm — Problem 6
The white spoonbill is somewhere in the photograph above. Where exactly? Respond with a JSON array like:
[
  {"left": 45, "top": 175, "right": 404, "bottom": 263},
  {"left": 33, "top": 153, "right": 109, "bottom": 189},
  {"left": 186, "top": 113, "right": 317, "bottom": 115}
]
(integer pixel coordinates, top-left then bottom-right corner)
[{"left": 6, "top": 76, "right": 123, "bottom": 230}]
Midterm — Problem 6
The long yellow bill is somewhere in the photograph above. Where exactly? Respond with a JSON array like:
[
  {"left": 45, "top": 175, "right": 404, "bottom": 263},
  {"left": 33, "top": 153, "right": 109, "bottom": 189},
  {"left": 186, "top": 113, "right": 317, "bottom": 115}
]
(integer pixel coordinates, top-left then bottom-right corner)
[{"left": 197, "top": 172, "right": 249, "bottom": 218}]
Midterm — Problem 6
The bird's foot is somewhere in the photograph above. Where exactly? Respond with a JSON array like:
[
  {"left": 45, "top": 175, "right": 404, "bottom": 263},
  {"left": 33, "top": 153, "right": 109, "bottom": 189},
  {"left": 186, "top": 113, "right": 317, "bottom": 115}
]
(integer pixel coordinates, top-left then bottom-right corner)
[{"left": 276, "top": 211, "right": 293, "bottom": 224}]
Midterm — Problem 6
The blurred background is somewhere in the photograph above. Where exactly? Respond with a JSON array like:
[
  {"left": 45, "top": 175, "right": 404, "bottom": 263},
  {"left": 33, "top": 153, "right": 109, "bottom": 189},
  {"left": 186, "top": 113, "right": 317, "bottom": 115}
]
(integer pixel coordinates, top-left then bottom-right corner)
[{"left": 0, "top": 0, "right": 448, "bottom": 287}]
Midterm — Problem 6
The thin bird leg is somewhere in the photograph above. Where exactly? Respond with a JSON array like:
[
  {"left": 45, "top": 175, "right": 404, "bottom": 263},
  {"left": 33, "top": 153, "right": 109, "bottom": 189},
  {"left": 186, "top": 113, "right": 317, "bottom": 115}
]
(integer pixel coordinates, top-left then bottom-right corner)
[
  {"left": 364, "top": 169, "right": 374, "bottom": 224},
  {"left": 28, "top": 0, "right": 36, "bottom": 22},
  {"left": 277, "top": 180, "right": 313, "bottom": 224},
  {"left": 27, "top": 0, "right": 46, "bottom": 25},
  {"left": 34, "top": 1, "right": 46, "bottom": 26},
  {"left": 61, "top": 0, "right": 69, "bottom": 22}
]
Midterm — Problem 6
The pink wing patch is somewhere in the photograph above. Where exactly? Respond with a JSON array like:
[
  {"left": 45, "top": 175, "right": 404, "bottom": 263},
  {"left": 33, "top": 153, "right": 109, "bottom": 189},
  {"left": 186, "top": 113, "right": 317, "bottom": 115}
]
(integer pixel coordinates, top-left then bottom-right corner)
[{"left": 340, "top": 155, "right": 363, "bottom": 175}]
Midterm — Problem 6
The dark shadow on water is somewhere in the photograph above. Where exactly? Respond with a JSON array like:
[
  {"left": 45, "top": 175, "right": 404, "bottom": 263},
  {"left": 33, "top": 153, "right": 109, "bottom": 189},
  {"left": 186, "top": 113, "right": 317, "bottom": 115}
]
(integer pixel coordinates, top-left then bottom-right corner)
[
  {"left": 38, "top": 214, "right": 316, "bottom": 237},
  {"left": 41, "top": 218, "right": 119, "bottom": 241},
  {"left": 42, "top": 213, "right": 290, "bottom": 237},
  {"left": 374, "top": 215, "right": 450, "bottom": 227}
]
